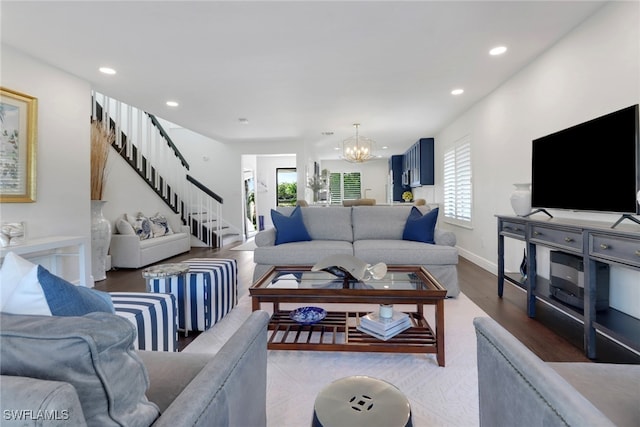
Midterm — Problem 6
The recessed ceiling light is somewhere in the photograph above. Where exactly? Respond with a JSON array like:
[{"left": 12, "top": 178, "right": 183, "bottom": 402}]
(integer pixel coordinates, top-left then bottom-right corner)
[
  {"left": 166, "top": 101, "right": 179, "bottom": 107},
  {"left": 238, "top": 118, "right": 249, "bottom": 124},
  {"left": 334, "top": 147, "right": 340, "bottom": 151},
  {"left": 451, "top": 88, "right": 464, "bottom": 95},
  {"left": 489, "top": 46, "right": 507, "bottom": 56},
  {"left": 382, "top": 146, "right": 388, "bottom": 150},
  {"left": 99, "top": 67, "right": 116, "bottom": 75}
]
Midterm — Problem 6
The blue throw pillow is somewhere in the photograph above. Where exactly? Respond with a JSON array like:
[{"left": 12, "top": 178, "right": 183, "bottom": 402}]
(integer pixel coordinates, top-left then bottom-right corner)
[
  {"left": 402, "top": 207, "right": 439, "bottom": 244},
  {"left": 37, "top": 266, "right": 115, "bottom": 316},
  {"left": 271, "top": 205, "right": 312, "bottom": 245}
]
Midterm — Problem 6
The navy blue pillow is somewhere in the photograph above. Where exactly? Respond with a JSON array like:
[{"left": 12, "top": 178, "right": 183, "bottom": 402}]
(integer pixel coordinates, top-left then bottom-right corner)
[
  {"left": 402, "top": 207, "right": 439, "bottom": 244},
  {"left": 37, "top": 266, "right": 115, "bottom": 316},
  {"left": 271, "top": 205, "right": 312, "bottom": 245}
]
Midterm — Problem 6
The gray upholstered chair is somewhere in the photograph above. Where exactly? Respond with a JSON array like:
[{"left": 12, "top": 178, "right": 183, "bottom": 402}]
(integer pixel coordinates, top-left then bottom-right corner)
[
  {"left": 474, "top": 316, "right": 639, "bottom": 427},
  {"left": 0, "top": 311, "right": 270, "bottom": 427}
]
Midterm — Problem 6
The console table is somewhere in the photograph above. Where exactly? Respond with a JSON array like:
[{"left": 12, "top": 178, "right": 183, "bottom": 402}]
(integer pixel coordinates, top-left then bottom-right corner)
[
  {"left": 496, "top": 215, "right": 640, "bottom": 358},
  {"left": 0, "top": 235, "right": 91, "bottom": 286}
]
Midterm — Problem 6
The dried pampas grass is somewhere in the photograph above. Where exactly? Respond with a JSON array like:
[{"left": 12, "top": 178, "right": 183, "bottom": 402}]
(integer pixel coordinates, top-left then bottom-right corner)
[{"left": 90, "top": 120, "right": 115, "bottom": 200}]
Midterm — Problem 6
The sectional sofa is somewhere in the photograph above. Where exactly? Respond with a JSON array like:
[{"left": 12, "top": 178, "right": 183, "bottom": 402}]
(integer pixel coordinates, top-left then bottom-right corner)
[{"left": 253, "top": 205, "right": 460, "bottom": 296}]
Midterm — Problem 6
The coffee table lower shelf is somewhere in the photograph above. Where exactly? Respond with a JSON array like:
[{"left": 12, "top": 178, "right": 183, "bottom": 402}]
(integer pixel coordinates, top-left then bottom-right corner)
[{"left": 267, "top": 310, "right": 440, "bottom": 362}]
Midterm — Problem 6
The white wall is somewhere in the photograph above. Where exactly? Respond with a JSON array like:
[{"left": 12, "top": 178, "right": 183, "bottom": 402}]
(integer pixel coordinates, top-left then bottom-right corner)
[
  {"left": 101, "top": 150, "right": 186, "bottom": 230},
  {"left": 433, "top": 2, "right": 640, "bottom": 317},
  {"left": 0, "top": 45, "right": 92, "bottom": 283},
  {"left": 255, "top": 155, "right": 297, "bottom": 230}
]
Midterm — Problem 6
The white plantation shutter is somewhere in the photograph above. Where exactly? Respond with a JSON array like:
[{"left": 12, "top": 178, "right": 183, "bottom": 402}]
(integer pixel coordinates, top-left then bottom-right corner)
[
  {"left": 443, "top": 136, "right": 472, "bottom": 226},
  {"left": 329, "top": 172, "right": 362, "bottom": 204},
  {"left": 329, "top": 173, "right": 342, "bottom": 203},
  {"left": 343, "top": 172, "right": 361, "bottom": 200}
]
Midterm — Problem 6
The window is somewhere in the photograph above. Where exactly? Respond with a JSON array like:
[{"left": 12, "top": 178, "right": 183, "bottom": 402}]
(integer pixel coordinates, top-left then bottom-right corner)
[
  {"left": 329, "top": 172, "right": 361, "bottom": 204},
  {"left": 276, "top": 168, "right": 297, "bottom": 207},
  {"left": 443, "top": 136, "right": 472, "bottom": 226}
]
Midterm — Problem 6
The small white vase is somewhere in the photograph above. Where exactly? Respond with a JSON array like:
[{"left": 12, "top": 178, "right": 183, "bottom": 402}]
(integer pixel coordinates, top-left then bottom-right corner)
[
  {"left": 379, "top": 304, "right": 393, "bottom": 319},
  {"left": 91, "top": 200, "right": 111, "bottom": 282},
  {"left": 510, "top": 183, "right": 531, "bottom": 216}
]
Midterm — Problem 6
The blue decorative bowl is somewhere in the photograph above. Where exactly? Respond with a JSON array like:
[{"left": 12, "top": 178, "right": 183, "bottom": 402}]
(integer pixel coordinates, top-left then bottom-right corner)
[{"left": 289, "top": 306, "right": 327, "bottom": 325}]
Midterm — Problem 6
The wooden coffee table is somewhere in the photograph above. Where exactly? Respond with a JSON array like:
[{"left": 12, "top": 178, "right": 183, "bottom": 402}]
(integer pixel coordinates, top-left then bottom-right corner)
[{"left": 250, "top": 265, "right": 448, "bottom": 366}]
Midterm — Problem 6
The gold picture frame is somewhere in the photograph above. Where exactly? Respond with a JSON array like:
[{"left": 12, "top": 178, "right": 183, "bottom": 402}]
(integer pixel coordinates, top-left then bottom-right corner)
[{"left": 0, "top": 87, "right": 37, "bottom": 202}]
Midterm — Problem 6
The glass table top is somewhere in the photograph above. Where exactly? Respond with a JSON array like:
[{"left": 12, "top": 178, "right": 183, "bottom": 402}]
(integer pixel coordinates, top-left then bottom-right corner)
[{"left": 264, "top": 270, "right": 426, "bottom": 291}]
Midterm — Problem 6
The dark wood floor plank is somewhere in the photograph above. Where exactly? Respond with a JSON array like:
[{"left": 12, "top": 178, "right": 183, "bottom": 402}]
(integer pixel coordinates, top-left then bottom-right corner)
[{"left": 95, "top": 244, "right": 640, "bottom": 363}]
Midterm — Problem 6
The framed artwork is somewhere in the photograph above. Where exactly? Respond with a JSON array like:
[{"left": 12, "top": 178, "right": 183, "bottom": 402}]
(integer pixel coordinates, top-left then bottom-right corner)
[{"left": 0, "top": 87, "right": 37, "bottom": 202}]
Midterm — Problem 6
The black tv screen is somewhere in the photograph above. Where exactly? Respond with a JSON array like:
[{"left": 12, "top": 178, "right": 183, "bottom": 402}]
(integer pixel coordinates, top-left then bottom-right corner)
[{"left": 531, "top": 104, "right": 640, "bottom": 215}]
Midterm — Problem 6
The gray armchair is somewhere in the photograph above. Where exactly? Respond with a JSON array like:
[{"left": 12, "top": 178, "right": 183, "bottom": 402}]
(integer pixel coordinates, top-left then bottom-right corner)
[
  {"left": 474, "top": 317, "right": 639, "bottom": 427},
  {"left": 1, "top": 310, "right": 270, "bottom": 427}
]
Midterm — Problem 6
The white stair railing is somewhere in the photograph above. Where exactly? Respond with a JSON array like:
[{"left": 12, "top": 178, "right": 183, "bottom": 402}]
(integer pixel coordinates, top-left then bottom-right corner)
[
  {"left": 92, "top": 91, "right": 225, "bottom": 247},
  {"left": 183, "top": 178, "right": 223, "bottom": 248}
]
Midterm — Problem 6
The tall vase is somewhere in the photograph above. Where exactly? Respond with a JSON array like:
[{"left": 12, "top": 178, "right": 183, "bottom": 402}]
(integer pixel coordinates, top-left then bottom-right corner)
[
  {"left": 91, "top": 200, "right": 111, "bottom": 282},
  {"left": 510, "top": 183, "right": 532, "bottom": 217}
]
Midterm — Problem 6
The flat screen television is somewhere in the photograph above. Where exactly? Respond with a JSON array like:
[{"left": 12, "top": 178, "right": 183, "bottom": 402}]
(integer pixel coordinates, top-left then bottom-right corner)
[{"left": 531, "top": 104, "right": 640, "bottom": 217}]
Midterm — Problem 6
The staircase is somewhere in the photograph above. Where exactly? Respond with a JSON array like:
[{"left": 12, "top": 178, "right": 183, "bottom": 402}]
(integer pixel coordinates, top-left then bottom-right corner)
[{"left": 92, "top": 91, "right": 240, "bottom": 247}]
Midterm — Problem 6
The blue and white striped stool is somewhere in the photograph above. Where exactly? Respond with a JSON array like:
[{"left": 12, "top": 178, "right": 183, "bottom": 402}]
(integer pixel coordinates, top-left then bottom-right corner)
[
  {"left": 147, "top": 258, "right": 238, "bottom": 332},
  {"left": 111, "top": 292, "right": 178, "bottom": 352}
]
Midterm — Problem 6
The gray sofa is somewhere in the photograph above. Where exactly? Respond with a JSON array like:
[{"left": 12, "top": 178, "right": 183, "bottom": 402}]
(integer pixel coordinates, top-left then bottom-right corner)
[
  {"left": 253, "top": 205, "right": 460, "bottom": 296},
  {"left": 0, "top": 310, "right": 269, "bottom": 427},
  {"left": 474, "top": 317, "right": 640, "bottom": 427}
]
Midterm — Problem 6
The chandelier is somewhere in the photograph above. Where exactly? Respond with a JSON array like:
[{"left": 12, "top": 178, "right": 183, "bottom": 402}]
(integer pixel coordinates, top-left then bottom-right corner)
[{"left": 342, "top": 123, "right": 374, "bottom": 163}]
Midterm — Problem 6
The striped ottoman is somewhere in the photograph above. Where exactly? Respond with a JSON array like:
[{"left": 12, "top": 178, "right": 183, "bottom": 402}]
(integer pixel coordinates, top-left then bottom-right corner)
[
  {"left": 148, "top": 258, "right": 238, "bottom": 332},
  {"left": 111, "top": 292, "right": 178, "bottom": 352}
]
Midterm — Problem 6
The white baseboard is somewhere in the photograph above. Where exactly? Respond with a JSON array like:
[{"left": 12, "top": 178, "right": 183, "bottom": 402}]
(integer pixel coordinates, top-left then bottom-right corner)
[
  {"left": 190, "top": 236, "right": 209, "bottom": 247},
  {"left": 457, "top": 246, "right": 497, "bottom": 276}
]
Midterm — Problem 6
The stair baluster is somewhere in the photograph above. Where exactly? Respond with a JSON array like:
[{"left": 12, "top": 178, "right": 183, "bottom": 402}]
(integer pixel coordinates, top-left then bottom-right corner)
[{"left": 92, "top": 91, "right": 236, "bottom": 248}]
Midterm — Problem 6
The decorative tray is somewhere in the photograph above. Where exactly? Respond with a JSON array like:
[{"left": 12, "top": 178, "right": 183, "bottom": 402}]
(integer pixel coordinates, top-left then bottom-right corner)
[{"left": 289, "top": 306, "right": 327, "bottom": 325}]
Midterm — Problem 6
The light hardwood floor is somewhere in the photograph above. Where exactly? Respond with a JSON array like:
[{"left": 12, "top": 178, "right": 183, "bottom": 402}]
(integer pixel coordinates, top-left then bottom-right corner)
[{"left": 95, "top": 244, "right": 640, "bottom": 363}]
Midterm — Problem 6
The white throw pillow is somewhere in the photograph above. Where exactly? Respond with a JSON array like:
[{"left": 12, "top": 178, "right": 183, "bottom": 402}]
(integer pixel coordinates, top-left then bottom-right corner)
[
  {"left": 0, "top": 252, "right": 52, "bottom": 315},
  {"left": 0, "top": 252, "right": 114, "bottom": 316},
  {"left": 116, "top": 217, "right": 136, "bottom": 235}
]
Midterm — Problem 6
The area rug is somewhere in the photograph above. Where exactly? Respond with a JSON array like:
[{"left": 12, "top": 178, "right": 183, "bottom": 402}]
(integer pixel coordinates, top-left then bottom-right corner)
[{"left": 185, "top": 290, "right": 486, "bottom": 426}]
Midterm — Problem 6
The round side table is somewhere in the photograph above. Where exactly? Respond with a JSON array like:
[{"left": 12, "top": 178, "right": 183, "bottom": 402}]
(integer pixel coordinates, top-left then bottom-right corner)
[
  {"left": 312, "top": 375, "right": 412, "bottom": 427},
  {"left": 142, "top": 262, "right": 190, "bottom": 335}
]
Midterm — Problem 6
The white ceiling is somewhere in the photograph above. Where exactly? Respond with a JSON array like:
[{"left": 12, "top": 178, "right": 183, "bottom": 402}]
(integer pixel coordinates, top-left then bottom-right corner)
[{"left": 1, "top": 1, "right": 606, "bottom": 159}]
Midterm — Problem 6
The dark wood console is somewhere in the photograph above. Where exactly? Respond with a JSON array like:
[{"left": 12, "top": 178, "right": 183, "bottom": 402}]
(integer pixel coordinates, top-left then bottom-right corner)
[{"left": 496, "top": 214, "right": 640, "bottom": 358}]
